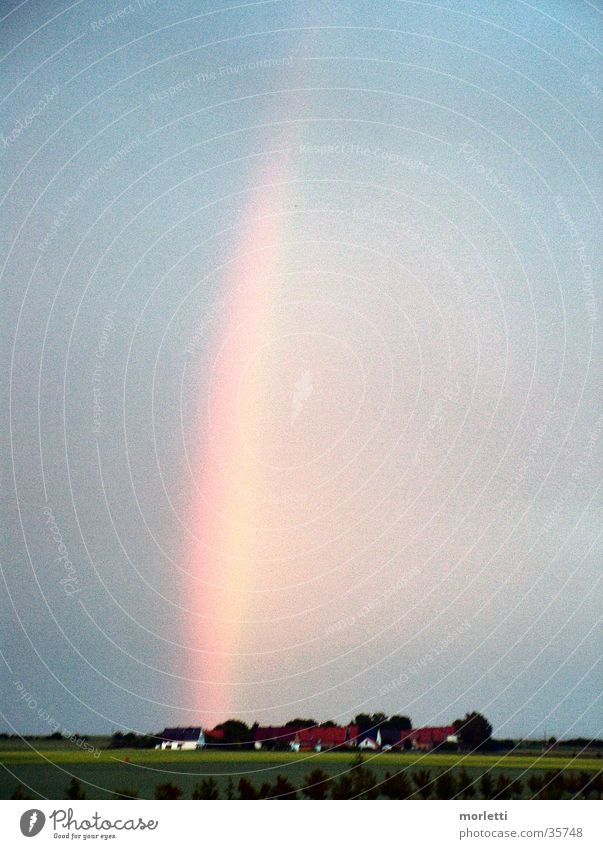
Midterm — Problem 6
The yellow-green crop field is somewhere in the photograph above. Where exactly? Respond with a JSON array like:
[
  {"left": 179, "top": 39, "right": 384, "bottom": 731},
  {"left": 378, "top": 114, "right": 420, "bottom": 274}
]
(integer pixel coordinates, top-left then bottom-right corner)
[{"left": 1, "top": 746, "right": 600, "bottom": 800}]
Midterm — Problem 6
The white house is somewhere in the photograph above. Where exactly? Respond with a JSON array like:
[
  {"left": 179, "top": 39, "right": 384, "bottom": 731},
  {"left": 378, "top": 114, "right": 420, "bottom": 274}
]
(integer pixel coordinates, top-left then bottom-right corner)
[
  {"left": 357, "top": 729, "right": 382, "bottom": 750},
  {"left": 158, "top": 727, "right": 205, "bottom": 750}
]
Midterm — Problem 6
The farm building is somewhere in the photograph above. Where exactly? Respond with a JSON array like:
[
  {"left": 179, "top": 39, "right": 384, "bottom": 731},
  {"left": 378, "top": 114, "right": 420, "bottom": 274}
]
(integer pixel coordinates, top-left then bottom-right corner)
[
  {"left": 254, "top": 723, "right": 359, "bottom": 751},
  {"left": 291, "top": 724, "right": 360, "bottom": 752},
  {"left": 253, "top": 726, "right": 299, "bottom": 750},
  {"left": 158, "top": 727, "right": 205, "bottom": 750},
  {"left": 399, "top": 726, "right": 458, "bottom": 751},
  {"left": 357, "top": 728, "right": 382, "bottom": 750}
]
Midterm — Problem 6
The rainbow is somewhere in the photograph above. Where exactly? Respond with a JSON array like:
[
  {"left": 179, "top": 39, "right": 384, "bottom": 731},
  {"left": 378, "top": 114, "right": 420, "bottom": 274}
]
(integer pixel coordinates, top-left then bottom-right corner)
[{"left": 187, "top": 148, "right": 293, "bottom": 723}]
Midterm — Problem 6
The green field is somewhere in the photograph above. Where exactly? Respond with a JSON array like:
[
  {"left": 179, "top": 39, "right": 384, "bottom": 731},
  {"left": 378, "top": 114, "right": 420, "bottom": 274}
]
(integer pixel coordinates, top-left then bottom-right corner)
[{"left": 1, "top": 745, "right": 600, "bottom": 800}]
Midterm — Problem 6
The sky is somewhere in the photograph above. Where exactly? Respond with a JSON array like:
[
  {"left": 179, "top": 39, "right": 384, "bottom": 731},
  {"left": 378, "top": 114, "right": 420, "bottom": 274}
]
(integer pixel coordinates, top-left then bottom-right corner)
[{"left": 0, "top": 0, "right": 601, "bottom": 739}]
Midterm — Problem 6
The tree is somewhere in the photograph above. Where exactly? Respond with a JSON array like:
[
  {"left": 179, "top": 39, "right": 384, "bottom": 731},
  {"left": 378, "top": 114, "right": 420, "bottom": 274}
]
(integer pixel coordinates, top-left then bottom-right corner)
[
  {"left": 192, "top": 778, "right": 220, "bottom": 799},
  {"left": 154, "top": 782, "right": 183, "bottom": 799},
  {"left": 319, "top": 720, "right": 337, "bottom": 727},
  {"left": 509, "top": 778, "right": 524, "bottom": 799},
  {"left": 384, "top": 715, "right": 412, "bottom": 731},
  {"left": 539, "top": 771, "right": 566, "bottom": 800},
  {"left": 494, "top": 774, "right": 514, "bottom": 800},
  {"left": 302, "top": 769, "right": 331, "bottom": 800},
  {"left": 66, "top": 778, "right": 86, "bottom": 799},
  {"left": 238, "top": 778, "right": 259, "bottom": 800},
  {"left": 353, "top": 713, "right": 387, "bottom": 733},
  {"left": 350, "top": 753, "right": 378, "bottom": 799},
  {"left": 214, "top": 720, "right": 251, "bottom": 746},
  {"left": 353, "top": 714, "right": 372, "bottom": 733},
  {"left": 479, "top": 772, "right": 495, "bottom": 799},
  {"left": 225, "top": 778, "right": 235, "bottom": 800},
  {"left": 456, "top": 768, "right": 476, "bottom": 799},
  {"left": 412, "top": 769, "right": 433, "bottom": 799},
  {"left": 331, "top": 773, "right": 355, "bottom": 799},
  {"left": 527, "top": 774, "right": 543, "bottom": 798},
  {"left": 453, "top": 712, "right": 493, "bottom": 751},
  {"left": 10, "top": 784, "right": 32, "bottom": 800},
  {"left": 435, "top": 770, "right": 456, "bottom": 799},
  {"left": 269, "top": 775, "right": 297, "bottom": 799},
  {"left": 567, "top": 771, "right": 598, "bottom": 799},
  {"left": 382, "top": 770, "right": 413, "bottom": 799},
  {"left": 284, "top": 718, "right": 316, "bottom": 728}
]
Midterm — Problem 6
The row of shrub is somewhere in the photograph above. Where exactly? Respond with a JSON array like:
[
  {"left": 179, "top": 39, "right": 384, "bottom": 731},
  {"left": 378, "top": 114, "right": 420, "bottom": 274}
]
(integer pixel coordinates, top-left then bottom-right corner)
[{"left": 11, "top": 762, "right": 602, "bottom": 800}]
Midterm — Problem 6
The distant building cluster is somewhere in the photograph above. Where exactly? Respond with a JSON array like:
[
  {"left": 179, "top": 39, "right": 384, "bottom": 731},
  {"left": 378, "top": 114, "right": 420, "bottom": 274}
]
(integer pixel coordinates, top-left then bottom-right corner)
[{"left": 158, "top": 723, "right": 458, "bottom": 753}]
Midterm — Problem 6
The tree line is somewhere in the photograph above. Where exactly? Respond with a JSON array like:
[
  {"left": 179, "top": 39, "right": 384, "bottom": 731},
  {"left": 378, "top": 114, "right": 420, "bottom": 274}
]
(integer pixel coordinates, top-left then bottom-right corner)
[{"left": 10, "top": 760, "right": 602, "bottom": 801}]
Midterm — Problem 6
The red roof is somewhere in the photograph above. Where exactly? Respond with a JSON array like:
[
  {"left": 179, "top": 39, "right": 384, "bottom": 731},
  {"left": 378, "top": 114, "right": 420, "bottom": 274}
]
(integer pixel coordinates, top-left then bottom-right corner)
[
  {"left": 204, "top": 728, "right": 225, "bottom": 741},
  {"left": 254, "top": 724, "right": 359, "bottom": 747},
  {"left": 296, "top": 725, "right": 357, "bottom": 747},
  {"left": 254, "top": 726, "right": 300, "bottom": 744},
  {"left": 400, "top": 726, "right": 455, "bottom": 746}
]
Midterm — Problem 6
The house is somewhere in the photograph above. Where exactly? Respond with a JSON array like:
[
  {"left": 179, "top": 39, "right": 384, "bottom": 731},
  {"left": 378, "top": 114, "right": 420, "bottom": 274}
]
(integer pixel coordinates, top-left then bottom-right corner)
[
  {"left": 292, "top": 724, "right": 360, "bottom": 752},
  {"left": 204, "top": 728, "right": 225, "bottom": 746},
  {"left": 357, "top": 728, "right": 382, "bottom": 750},
  {"left": 399, "top": 726, "right": 457, "bottom": 751},
  {"left": 254, "top": 723, "right": 359, "bottom": 751},
  {"left": 158, "top": 727, "right": 205, "bottom": 750},
  {"left": 253, "top": 726, "right": 299, "bottom": 750}
]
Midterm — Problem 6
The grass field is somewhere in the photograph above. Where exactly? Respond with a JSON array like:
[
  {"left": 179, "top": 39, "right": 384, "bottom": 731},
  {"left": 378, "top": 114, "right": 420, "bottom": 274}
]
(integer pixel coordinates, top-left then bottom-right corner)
[{"left": 1, "top": 745, "right": 600, "bottom": 800}]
